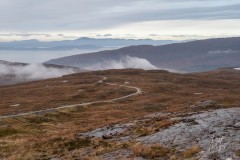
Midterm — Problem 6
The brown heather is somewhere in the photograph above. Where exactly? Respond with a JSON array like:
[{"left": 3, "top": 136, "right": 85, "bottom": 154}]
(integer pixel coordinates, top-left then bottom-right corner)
[{"left": 0, "top": 68, "right": 239, "bottom": 159}]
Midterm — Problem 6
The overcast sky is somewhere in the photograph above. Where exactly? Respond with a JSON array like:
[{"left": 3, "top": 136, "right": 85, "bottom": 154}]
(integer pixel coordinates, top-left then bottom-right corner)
[{"left": 0, "top": 0, "right": 240, "bottom": 41}]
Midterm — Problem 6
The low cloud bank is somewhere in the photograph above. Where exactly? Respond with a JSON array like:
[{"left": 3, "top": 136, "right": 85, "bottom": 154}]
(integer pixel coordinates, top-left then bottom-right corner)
[
  {"left": 83, "top": 56, "right": 158, "bottom": 70},
  {"left": 235, "top": 67, "right": 240, "bottom": 70},
  {"left": 0, "top": 63, "right": 75, "bottom": 80}
]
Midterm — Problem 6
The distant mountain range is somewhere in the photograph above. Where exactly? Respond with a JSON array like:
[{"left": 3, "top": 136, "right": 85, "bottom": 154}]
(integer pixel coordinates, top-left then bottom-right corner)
[
  {"left": 46, "top": 37, "right": 240, "bottom": 72},
  {"left": 0, "top": 37, "right": 178, "bottom": 51}
]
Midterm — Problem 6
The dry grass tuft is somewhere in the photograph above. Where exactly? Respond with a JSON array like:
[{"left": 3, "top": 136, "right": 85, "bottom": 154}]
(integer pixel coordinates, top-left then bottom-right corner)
[
  {"left": 0, "top": 128, "right": 20, "bottom": 137},
  {"left": 63, "top": 138, "right": 92, "bottom": 151},
  {"left": 181, "top": 145, "right": 200, "bottom": 158},
  {"left": 154, "top": 120, "right": 172, "bottom": 130},
  {"left": 131, "top": 143, "right": 172, "bottom": 158},
  {"left": 236, "top": 149, "right": 240, "bottom": 157}
]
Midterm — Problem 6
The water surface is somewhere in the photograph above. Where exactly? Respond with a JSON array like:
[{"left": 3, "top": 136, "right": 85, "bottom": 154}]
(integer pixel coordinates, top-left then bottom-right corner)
[{"left": 0, "top": 48, "right": 111, "bottom": 63}]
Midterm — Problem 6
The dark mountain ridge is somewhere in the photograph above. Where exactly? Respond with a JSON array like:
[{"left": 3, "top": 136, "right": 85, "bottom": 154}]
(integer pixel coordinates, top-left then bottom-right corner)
[{"left": 46, "top": 37, "right": 240, "bottom": 72}]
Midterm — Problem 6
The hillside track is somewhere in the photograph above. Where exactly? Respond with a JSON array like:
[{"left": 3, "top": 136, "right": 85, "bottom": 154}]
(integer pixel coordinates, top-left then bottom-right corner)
[{"left": 0, "top": 76, "right": 141, "bottom": 119}]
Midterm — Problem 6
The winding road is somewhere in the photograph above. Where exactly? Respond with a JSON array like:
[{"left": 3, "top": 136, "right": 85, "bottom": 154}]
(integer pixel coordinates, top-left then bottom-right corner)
[{"left": 0, "top": 76, "right": 141, "bottom": 119}]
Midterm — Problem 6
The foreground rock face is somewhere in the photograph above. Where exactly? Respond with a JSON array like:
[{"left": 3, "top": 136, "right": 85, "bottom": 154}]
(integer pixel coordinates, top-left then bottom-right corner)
[
  {"left": 74, "top": 108, "right": 239, "bottom": 159},
  {"left": 138, "top": 108, "right": 240, "bottom": 159}
]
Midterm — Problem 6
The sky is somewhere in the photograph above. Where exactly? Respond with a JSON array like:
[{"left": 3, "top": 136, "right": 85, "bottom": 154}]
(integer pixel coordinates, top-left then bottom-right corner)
[{"left": 0, "top": 0, "right": 240, "bottom": 41}]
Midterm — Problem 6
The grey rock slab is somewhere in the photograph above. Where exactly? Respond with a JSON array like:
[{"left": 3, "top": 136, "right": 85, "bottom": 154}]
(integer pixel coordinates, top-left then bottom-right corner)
[
  {"left": 138, "top": 108, "right": 240, "bottom": 160},
  {"left": 76, "top": 122, "right": 135, "bottom": 139}
]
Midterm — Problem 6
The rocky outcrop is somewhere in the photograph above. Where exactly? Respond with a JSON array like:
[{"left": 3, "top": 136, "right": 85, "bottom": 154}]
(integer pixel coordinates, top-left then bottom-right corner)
[
  {"left": 74, "top": 108, "right": 240, "bottom": 159},
  {"left": 138, "top": 108, "right": 240, "bottom": 159},
  {"left": 76, "top": 122, "right": 135, "bottom": 140},
  {"left": 189, "top": 100, "right": 222, "bottom": 109}
]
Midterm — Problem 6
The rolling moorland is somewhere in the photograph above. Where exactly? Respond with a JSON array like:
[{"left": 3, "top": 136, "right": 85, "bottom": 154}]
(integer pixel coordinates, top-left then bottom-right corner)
[{"left": 0, "top": 68, "right": 239, "bottom": 159}]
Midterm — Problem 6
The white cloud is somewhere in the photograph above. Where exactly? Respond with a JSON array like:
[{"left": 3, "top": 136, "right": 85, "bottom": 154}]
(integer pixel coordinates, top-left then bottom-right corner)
[
  {"left": 83, "top": 56, "right": 158, "bottom": 70},
  {"left": 82, "top": 56, "right": 181, "bottom": 72},
  {"left": 0, "top": 63, "right": 74, "bottom": 80}
]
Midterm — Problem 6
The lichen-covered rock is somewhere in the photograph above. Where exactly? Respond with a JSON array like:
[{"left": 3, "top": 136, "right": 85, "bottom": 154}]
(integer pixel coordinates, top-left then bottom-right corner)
[{"left": 138, "top": 108, "right": 240, "bottom": 159}]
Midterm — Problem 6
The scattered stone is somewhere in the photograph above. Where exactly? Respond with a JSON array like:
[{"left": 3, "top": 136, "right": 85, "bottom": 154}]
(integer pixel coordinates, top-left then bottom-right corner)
[
  {"left": 234, "top": 122, "right": 240, "bottom": 128},
  {"left": 50, "top": 156, "right": 61, "bottom": 160},
  {"left": 194, "top": 92, "right": 203, "bottom": 95},
  {"left": 190, "top": 100, "right": 220, "bottom": 109},
  {"left": 76, "top": 123, "right": 135, "bottom": 139},
  {"left": 99, "top": 149, "right": 132, "bottom": 160},
  {"left": 102, "top": 134, "right": 113, "bottom": 139},
  {"left": 10, "top": 104, "right": 20, "bottom": 107},
  {"left": 170, "top": 117, "right": 182, "bottom": 121},
  {"left": 144, "top": 112, "right": 171, "bottom": 119}
]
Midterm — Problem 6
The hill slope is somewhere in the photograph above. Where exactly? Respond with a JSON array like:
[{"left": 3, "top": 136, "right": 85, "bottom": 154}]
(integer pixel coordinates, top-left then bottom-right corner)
[
  {"left": 46, "top": 37, "right": 240, "bottom": 72},
  {"left": 0, "top": 68, "right": 239, "bottom": 159}
]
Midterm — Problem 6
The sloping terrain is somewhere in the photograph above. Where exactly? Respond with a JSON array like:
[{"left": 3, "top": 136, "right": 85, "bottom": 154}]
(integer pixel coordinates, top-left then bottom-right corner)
[
  {"left": 0, "top": 68, "right": 239, "bottom": 159},
  {"left": 46, "top": 37, "right": 240, "bottom": 72}
]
